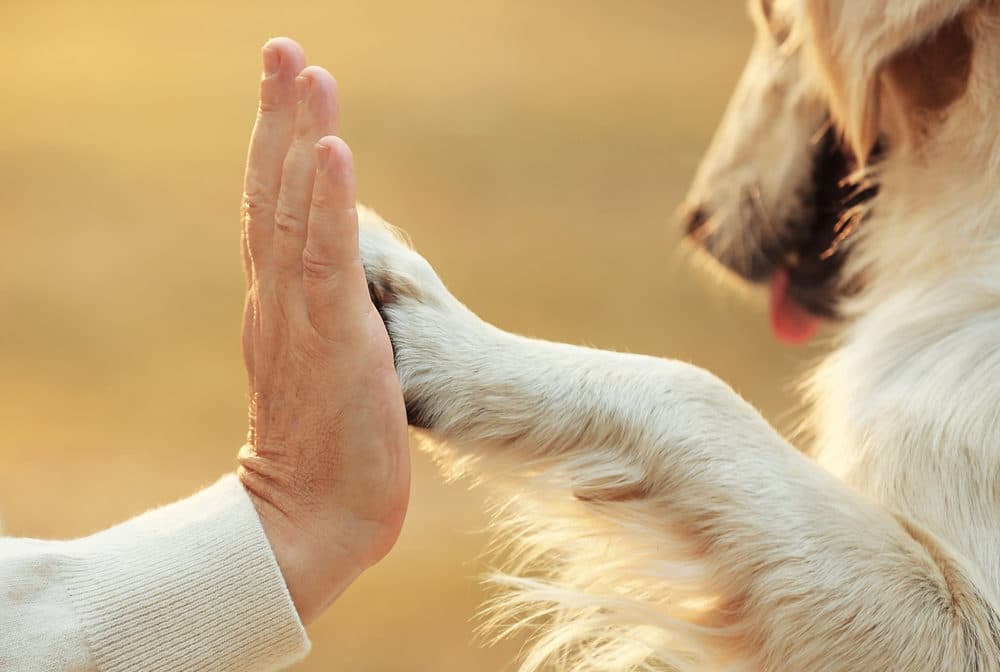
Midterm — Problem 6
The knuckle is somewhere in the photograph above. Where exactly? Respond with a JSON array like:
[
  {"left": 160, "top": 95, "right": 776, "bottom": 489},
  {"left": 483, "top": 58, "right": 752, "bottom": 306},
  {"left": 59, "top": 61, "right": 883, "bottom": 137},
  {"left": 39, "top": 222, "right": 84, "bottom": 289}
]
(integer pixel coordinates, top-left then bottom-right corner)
[
  {"left": 302, "top": 247, "right": 365, "bottom": 285},
  {"left": 274, "top": 204, "right": 306, "bottom": 236},
  {"left": 300, "top": 246, "right": 340, "bottom": 280},
  {"left": 256, "top": 89, "right": 287, "bottom": 115},
  {"left": 257, "top": 99, "right": 278, "bottom": 114},
  {"left": 309, "top": 190, "right": 333, "bottom": 212},
  {"left": 241, "top": 183, "right": 274, "bottom": 223}
]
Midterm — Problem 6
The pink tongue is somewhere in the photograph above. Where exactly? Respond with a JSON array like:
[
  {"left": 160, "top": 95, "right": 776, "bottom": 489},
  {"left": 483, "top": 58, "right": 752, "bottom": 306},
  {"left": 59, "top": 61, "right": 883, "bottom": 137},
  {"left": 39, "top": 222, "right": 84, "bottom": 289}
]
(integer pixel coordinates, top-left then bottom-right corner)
[{"left": 769, "top": 269, "right": 820, "bottom": 345}]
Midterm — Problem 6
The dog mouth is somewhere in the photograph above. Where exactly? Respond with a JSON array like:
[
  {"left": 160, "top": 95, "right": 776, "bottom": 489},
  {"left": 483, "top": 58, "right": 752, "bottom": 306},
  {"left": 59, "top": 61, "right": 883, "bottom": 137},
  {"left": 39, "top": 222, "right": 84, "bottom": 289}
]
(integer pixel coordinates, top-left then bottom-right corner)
[
  {"left": 783, "top": 127, "right": 879, "bottom": 316},
  {"left": 686, "top": 126, "right": 879, "bottom": 343}
]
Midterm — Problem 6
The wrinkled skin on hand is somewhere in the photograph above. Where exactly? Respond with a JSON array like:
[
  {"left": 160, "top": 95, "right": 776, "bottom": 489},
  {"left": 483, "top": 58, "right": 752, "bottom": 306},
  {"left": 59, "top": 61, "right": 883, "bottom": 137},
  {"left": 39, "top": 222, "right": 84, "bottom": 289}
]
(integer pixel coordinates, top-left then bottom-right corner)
[{"left": 236, "top": 37, "right": 410, "bottom": 624}]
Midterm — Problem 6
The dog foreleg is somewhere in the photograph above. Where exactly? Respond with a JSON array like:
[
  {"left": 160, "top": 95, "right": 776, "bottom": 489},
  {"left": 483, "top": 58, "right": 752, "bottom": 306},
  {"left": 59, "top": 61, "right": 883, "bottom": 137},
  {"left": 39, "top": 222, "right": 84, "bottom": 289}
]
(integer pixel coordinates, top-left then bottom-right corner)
[{"left": 360, "top": 211, "right": 1000, "bottom": 672}]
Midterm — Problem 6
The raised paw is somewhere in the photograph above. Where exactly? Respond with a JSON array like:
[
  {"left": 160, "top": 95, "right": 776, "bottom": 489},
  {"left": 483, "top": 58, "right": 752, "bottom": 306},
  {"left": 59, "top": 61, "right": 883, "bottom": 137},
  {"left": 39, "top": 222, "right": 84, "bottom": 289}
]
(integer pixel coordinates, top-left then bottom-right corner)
[
  {"left": 356, "top": 205, "right": 474, "bottom": 427},
  {"left": 358, "top": 206, "right": 424, "bottom": 306}
]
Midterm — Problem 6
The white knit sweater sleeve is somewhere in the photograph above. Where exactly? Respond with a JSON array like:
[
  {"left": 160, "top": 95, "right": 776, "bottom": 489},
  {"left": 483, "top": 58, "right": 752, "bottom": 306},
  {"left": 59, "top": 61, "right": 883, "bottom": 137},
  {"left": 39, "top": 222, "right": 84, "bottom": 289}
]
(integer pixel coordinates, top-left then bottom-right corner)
[{"left": 0, "top": 474, "right": 311, "bottom": 672}]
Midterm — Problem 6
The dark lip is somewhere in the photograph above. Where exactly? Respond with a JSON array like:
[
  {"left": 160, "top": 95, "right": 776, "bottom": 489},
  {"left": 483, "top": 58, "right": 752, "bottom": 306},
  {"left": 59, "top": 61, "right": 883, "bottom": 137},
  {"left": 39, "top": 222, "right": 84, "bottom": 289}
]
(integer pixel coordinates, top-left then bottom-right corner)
[
  {"left": 685, "top": 125, "right": 880, "bottom": 320},
  {"left": 783, "top": 128, "right": 880, "bottom": 318},
  {"left": 684, "top": 199, "right": 804, "bottom": 285}
]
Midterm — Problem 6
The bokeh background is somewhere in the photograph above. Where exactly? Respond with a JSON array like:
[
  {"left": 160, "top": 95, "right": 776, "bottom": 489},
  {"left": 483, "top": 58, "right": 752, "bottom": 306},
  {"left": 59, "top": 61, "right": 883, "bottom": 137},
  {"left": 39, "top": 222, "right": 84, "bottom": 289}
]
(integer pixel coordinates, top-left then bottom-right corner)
[{"left": 1, "top": 1, "right": 816, "bottom": 669}]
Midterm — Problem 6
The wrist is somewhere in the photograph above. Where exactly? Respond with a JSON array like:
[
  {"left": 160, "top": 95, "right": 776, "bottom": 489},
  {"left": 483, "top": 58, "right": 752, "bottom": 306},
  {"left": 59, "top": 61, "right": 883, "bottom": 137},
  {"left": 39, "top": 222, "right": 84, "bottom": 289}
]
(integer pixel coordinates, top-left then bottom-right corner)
[{"left": 240, "top": 473, "right": 364, "bottom": 625}]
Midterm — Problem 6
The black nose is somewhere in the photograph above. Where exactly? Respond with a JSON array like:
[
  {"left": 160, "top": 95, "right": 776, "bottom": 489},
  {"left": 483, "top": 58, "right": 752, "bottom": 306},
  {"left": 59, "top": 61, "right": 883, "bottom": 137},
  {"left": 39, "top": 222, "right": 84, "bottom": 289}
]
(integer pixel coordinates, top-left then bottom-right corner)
[{"left": 684, "top": 206, "right": 711, "bottom": 238}]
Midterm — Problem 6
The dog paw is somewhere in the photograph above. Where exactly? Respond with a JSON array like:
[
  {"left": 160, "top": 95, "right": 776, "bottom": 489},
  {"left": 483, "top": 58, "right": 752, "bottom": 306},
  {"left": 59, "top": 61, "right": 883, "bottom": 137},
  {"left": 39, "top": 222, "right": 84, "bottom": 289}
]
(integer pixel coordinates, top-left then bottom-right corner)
[
  {"left": 357, "top": 206, "right": 468, "bottom": 427},
  {"left": 358, "top": 207, "right": 428, "bottom": 306}
]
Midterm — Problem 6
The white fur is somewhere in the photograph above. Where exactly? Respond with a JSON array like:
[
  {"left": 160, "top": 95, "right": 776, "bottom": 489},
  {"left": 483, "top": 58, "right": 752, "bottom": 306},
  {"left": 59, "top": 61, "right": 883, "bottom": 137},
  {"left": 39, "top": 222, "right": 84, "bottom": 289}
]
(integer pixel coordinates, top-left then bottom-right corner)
[{"left": 356, "top": 0, "right": 1000, "bottom": 669}]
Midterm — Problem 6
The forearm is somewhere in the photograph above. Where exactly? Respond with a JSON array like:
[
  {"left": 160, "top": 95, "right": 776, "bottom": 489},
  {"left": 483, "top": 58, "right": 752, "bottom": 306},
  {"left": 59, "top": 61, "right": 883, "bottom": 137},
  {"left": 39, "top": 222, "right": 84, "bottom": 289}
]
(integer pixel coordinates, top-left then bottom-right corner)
[{"left": 0, "top": 475, "right": 309, "bottom": 672}]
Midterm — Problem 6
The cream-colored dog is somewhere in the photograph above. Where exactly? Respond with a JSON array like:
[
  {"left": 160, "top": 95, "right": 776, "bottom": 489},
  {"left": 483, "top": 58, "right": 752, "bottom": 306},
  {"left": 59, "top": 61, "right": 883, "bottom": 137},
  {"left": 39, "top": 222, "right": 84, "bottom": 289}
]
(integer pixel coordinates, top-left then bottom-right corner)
[{"left": 357, "top": 0, "right": 1000, "bottom": 669}]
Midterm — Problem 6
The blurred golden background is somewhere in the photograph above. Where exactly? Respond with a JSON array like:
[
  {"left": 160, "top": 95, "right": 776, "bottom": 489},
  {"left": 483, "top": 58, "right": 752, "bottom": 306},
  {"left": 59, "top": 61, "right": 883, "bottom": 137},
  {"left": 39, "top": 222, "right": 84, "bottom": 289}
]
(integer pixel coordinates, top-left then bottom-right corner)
[{"left": 0, "top": 1, "right": 814, "bottom": 669}]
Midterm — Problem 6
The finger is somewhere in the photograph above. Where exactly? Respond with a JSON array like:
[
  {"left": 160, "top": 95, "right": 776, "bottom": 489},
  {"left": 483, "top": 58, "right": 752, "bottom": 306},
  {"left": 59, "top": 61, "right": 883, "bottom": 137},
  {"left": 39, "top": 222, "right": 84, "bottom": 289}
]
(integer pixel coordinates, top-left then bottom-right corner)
[
  {"left": 241, "top": 37, "right": 307, "bottom": 287},
  {"left": 272, "top": 66, "right": 341, "bottom": 315},
  {"left": 302, "top": 136, "right": 370, "bottom": 337}
]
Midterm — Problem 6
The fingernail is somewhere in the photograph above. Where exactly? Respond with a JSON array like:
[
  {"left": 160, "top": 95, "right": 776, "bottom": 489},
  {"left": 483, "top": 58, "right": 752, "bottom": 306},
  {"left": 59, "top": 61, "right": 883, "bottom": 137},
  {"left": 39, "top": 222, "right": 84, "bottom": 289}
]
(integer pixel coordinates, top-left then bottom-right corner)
[
  {"left": 315, "top": 143, "right": 331, "bottom": 171},
  {"left": 262, "top": 45, "right": 280, "bottom": 77},
  {"left": 296, "top": 75, "right": 311, "bottom": 104}
]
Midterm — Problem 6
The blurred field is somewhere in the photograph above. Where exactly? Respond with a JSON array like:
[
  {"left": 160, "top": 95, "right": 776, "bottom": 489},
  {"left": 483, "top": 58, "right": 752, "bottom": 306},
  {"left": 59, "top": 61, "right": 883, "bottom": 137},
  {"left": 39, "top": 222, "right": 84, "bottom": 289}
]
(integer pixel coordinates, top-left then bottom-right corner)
[{"left": 0, "top": 1, "right": 815, "bottom": 670}]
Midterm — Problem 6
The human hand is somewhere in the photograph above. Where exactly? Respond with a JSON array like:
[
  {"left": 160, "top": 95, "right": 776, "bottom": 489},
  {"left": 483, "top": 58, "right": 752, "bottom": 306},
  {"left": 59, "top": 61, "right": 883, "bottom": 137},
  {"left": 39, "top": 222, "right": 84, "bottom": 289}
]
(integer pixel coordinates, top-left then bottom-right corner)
[{"left": 236, "top": 37, "right": 410, "bottom": 625}]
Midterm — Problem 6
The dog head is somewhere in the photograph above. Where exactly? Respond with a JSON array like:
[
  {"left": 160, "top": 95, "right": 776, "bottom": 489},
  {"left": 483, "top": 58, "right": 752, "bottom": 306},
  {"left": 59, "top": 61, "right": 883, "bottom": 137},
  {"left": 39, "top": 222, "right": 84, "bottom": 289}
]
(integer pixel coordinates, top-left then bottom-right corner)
[{"left": 683, "top": 0, "right": 980, "bottom": 343}]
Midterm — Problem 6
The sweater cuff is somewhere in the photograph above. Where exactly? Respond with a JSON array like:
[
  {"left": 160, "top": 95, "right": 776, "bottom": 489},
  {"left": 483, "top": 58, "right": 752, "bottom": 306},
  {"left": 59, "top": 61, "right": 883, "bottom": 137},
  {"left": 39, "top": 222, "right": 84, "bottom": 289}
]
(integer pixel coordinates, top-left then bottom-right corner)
[{"left": 63, "top": 474, "right": 310, "bottom": 672}]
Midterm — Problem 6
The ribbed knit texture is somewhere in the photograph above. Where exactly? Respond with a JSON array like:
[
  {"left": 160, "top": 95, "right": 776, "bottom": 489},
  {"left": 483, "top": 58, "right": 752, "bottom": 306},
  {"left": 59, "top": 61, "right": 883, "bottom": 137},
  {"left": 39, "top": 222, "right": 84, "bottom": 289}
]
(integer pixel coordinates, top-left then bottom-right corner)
[{"left": 1, "top": 475, "right": 310, "bottom": 671}]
